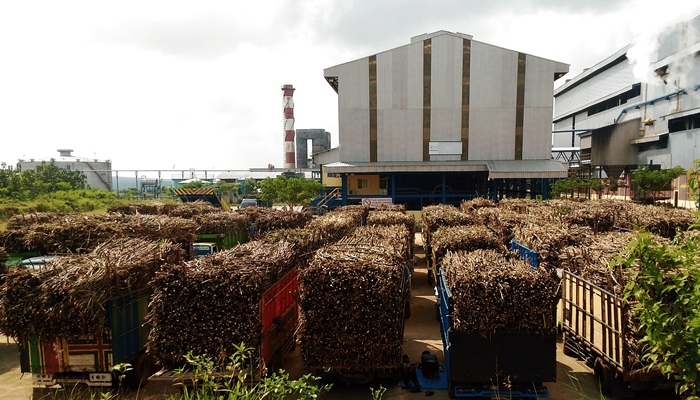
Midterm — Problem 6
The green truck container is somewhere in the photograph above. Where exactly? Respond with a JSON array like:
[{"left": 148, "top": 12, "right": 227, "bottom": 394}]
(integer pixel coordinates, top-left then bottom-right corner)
[
  {"left": 194, "top": 231, "right": 248, "bottom": 257},
  {"left": 20, "top": 289, "right": 153, "bottom": 389}
]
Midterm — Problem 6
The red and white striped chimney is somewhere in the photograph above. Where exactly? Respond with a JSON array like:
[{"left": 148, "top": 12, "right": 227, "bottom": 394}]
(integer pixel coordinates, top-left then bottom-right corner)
[{"left": 282, "top": 84, "right": 296, "bottom": 169}]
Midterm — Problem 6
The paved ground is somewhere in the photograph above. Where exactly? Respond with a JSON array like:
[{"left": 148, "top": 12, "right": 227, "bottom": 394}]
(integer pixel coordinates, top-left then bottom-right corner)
[{"left": 0, "top": 234, "right": 678, "bottom": 399}]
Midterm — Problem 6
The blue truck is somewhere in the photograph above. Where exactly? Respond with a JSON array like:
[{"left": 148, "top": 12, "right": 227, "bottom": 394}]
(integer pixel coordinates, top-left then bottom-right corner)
[{"left": 435, "top": 243, "right": 557, "bottom": 398}]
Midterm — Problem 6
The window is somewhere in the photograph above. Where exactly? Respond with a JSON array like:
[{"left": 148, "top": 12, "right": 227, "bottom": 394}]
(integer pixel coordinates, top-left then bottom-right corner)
[
  {"left": 357, "top": 179, "right": 369, "bottom": 189},
  {"left": 669, "top": 112, "right": 700, "bottom": 133},
  {"left": 587, "top": 84, "right": 641, "bottom": 116}
]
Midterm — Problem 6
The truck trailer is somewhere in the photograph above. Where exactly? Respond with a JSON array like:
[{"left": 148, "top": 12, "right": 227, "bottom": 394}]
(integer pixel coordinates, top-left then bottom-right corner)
[
  {"left": 20, "top": 289, "right": 152, "bottom": 390},
  {"left": 149, "top": 267, "right": 298, "bottom": 385},
  {"left": 436, "top": 269, "right": 556, "bottom": 398},
  {"left": 560, "top": 270, "right": 672, "bottom": 394}
]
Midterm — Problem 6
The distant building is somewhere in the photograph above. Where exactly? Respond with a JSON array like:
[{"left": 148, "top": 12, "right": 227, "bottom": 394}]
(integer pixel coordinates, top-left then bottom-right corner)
[
  {"left": 553, "top": 14, "right": 700, "bottom": 205},
  {"left": 19, "top": 149, "right": 112, "bottom": 191}
]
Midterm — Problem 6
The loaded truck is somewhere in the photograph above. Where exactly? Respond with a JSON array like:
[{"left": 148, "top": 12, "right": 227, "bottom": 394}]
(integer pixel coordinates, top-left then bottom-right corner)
[
  {"left": 436, "top": 269, "right": 556, "bottom": 398},
  {"left": 149, "top": 267, "right": 298, "bottom": 384},
  {"left": 20, "top": 289, "right": 153, "bottom": 390},
  {"left": 560, "top": 270, "right": 672, "bottom": 394},
  {"left": 193, "top": 230, "right": 248, "bottom": 257}
]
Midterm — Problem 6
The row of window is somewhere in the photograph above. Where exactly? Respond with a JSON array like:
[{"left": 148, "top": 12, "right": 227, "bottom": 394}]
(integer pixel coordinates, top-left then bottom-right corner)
[
  {"left": 587, "top": 84, "right": 641, "bottom": 116},
  {"left": 669, "top": 112, "right": 700, "bottom": 133}
]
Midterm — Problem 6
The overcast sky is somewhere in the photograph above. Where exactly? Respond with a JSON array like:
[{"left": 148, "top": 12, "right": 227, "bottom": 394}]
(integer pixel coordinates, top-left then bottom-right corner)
[{"left": 1, "top": 1, "right": 698, "bottom": 172}]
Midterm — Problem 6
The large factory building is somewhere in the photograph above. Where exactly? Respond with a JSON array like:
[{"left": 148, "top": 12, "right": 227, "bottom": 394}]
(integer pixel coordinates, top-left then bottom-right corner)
[
  {"left": 314, "top": 31, "right": 569, "bottom": 209},
  {"left": 553, "top": 14, "right": 700, "bottom": 206}
]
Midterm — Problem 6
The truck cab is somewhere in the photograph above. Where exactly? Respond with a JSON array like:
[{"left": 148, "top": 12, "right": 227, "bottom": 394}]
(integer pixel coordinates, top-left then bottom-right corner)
[{"left": 193, "top": 242, "right": 218, "bottom": 258}]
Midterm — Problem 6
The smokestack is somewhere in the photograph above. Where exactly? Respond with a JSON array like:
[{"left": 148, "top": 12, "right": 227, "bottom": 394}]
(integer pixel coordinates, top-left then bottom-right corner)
[{"left": 282, "top": 84, "right": 296, "bottom": 169}]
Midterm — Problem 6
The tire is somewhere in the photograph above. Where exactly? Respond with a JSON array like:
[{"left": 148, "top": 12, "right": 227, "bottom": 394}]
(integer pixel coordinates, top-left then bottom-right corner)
[
  {"left": 127, "top": 353, "right": 152, "bottom": 390},
  {"left": 594, "top": 357, "right": 614, "bottom": 395}
]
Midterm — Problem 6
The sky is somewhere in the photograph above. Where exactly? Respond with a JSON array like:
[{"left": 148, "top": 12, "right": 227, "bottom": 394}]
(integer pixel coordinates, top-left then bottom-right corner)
[{"left": 1, "top": 0, "right": 699, "bottom": 172}]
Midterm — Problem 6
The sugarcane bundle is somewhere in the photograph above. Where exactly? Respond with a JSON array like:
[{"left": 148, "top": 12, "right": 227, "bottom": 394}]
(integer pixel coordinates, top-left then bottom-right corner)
[
  {"left": 146, "top": 240, "right": 298, "bottom": 368},
  {"left": 0, "top": 230, "right": 30, "bottom": 253},
  {"left": 441, "top": 249, "right": 559, "bottom": 335},
  {"left": 558, "top": 231, "right": 636, "bottom": 290},
  {"left": 237, "top": 208, "right": 312, "bottom": 237},
  {"left": 0, "top": 247, "right": 7, "bottom": 263},
  {"left": 558, "top": 200, "right": 627, "bottom": 233},
  {"left": 513, "top": 222, "right": 592, "bottom": 270},
  {"left": 259, "top": 228, "right": 325, "bottom": 267},
  {"left": 496, "top": 198, "right": 539, "bottom": 214},
  {"left": 107, "top": 203, "right": 161, "bottom": 215},
  {"left": 0, "top": 238, "right": 183, "bottom": 341},
  {"left": 621, "top": 204, "right": 695, "bottom": 238},
  {"left": 469, "top": 207, "right": 523, "bottom": 247},
  {"left": 421, "top": 204, "right": 474, "bottom": 251},
  {"left": 431, "top": 225, "right": 503, "bottom": 268},
  {"left": 367, "top": 210, "right": 415, "bottom": 237},
  {"left": 374, "top": 203, "right": 406, "bottom": 212},
  {"left": 460, "top": 197, "right": 496, "bottom": 213},
  {"left": 330, "top": 205, "right": 370, "bottom": 226},
  {"left": 298, "top": 242, "right": 407, "bottom": 370},
  {"left": 159, "top": 201, "right": 219, "bottom": 218},
  {"left": 20, "top": 214, "right": 198, "bottom": 254},
  {"left": 347, "top": 225, "right": 413, "bottom": 268},
  {"left": 5, "top": 212, "right": 76, "bottom": 230},
  {"left": 195, "top": 211, "right": 250, "bottom": 235},
  {"left": 306, "top": 212, "right": 362, "bottom": 244}
]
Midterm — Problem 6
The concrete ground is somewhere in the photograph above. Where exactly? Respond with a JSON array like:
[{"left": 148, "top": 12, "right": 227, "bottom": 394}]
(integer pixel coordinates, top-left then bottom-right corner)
[{"left": 0, "top": 233, "right": 678, "bottom": 399}]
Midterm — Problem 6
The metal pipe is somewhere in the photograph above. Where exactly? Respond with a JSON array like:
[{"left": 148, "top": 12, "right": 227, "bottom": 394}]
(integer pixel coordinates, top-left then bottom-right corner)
[{"left": 614, "top": 87, "right": 688, "bottom": 124}]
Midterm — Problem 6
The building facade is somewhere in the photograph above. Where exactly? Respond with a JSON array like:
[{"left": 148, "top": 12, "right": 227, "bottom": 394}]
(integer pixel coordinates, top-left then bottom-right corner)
[
  {"left": 317, "top": 31, "right": 569, "bottom": 208},
  {"left": 18, "top": 149, "right": 112, "bottom": 191},
  {"left": 553, "top": 15, "right": 700, "bottom": 205}
]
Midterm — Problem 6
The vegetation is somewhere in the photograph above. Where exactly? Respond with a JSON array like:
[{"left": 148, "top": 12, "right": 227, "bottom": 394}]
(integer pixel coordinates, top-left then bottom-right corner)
[
  {"left": 611, "top": 159, "right": 700, "bottom": 398},
  {"left": 631, "top": 165, "right": 685, "bottom": 202},
  {"left": 174, "top": 343, "right": 331, "bottom": 400},
  {"left": 258, "top": 176, "right": 321, "bottom": 208},
  {"left": 0, "top": 162, "right": 87, "bottom": 200},
  {"left": 550, "top": 177, "right": 605, "bottom": 199}
]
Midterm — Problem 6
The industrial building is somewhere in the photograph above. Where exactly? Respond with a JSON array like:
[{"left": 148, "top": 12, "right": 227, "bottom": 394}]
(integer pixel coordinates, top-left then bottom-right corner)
[
  {"left": 18, "top": 149, "right": 112, "bottom": 191},
  {"left": 314, "top": 31, "right": 569, "bottom": 209},
  {"left": 553, "top": 15, "right": 700, "bottom": 206}
]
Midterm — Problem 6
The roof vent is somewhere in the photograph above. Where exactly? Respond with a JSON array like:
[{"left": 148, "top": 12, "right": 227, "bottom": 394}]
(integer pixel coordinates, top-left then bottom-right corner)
[{"left": 57, "top": 149, "right": 73, "bottom": 157}]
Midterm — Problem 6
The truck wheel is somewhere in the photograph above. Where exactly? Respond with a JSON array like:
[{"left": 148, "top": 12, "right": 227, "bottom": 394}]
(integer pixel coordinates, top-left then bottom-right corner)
[
  {"left": 127, "top": 353, "right": 152, "bottom": 390},
  {"left": 594, "top": 357, "right": 613, "bottom": 395}
]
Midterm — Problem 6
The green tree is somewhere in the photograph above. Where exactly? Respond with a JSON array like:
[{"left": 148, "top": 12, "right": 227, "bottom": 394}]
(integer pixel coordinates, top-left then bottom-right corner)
[
  {"left": 0, "top": 162, "right": 87, "bottom": 200},
  {"left": 258, "top": 176, "right": 321, "bottom": 208},
  {"left": 179, "top": 180, "right": 210, "bottom": 189},
  {"left": 243, "top": 178, "right": 259, "bottom": 195},
  {"left": 550, "top": 177, "right": 586, "bottom": 198},
  {"left": 632, "top": 165, "right": 685, "bottom": 202}
]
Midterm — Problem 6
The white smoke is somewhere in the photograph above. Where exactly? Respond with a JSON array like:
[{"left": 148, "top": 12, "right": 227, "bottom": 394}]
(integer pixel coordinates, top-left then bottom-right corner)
[{"left": 627, "top": 8, "right": 700, "bottom": 91}]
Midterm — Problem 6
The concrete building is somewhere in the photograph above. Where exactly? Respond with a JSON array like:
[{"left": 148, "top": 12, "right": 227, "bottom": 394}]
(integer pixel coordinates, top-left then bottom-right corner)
[
  {"left": 315, "top": 31, "right": 569, "bottom": 208},
  {"left": 18, "top": 149, "right": 112, "bottom": 191},
  {"left": 553, "top": 14, "right": 700, "bottom": 205}
]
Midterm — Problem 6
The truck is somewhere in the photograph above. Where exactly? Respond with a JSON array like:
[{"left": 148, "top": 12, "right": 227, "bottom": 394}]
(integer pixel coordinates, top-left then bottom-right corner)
[
  {"left": 436, "top": 262, "right": 556, "bottom": 397},
  {"left": 174, "top": 188, "right": 231, "bottom": 211},
  {"left": 20, "top": 288, "right": 153, "bottom": 390},
  {"left": 560, "top": 270, "right": 672, "bottom": 394},
  {"left": 149, "top": 267, "right": 298, "bottom": 385},
  {"left": 193, "top": 231, "right": 248, "bottom": 257}
]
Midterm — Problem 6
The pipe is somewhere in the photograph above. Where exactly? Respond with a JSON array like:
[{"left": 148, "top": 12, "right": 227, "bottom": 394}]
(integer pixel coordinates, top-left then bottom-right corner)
[{"left": 614, "top": 87, "right": 688, "bottom": 124}]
